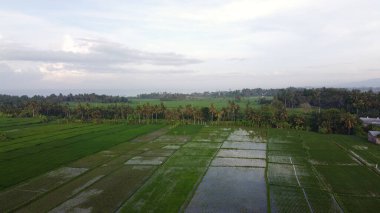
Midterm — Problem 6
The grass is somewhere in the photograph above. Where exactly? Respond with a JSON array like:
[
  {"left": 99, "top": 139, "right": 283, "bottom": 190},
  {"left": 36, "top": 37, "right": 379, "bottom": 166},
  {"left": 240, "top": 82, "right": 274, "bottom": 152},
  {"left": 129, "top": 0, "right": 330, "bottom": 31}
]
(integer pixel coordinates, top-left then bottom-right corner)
[
  {"left": 172, "top": 147, "right": 218, "bottom": 156},
  {"left": 0, "top": 117, "right": 43, "bottom": 131},
  {"left": 183, "top": 142, "right": 222, "bottom": 149},
  {"left": 51, "top": 165, "right": 157, "bottom": 212},
  {"left": 268, "top": 155, "right": 308, "bottom": 165},
  {"left": 68, "top": 96, "right": 265, "bottom": 110},
  {"left": 167, "top": 124, "right": 203, "bottom": 136},
  {"left": 0, "top": 123, "right": 164, "bottom": 190},
  {"left": 308, "top": 149, "right": 357, "bottom": 165},
  {"left": 124, "top": 97, "right": 260, "bottom": 109},
  {"left": 338, "top": 195, "right": 380, "bottom": 213},
  {"left": 120, "top": 166, "right": 207, "bottom": 213},
  {"left": 120, "top": 126, "right": 230, "bottom": 212},
  {"left": 270, "top": 185, "right": 310, "bottom": 213},
  {"left": 0, "top": 167, "right": 88, "bottom": 211},
  {"left": 270, "top": 186, "right": 341, "bottom": 213},
  {"left": 267, "top": 163, "right": 321, "bottom": 188},
  {"left": 332, "top": 135, "right": 380, "bottom": 165},
  {"left": 1, "top": 120, "right": 380, "bottom": 212},
  {"left": 164, "top": 155, "right": 212, "bottom": 167},
  {"left": 316, "top": 165, "right": 380, "bottom": 196},
  {"left": 19, "top": 165, "right": 118, "bottom": 212},
  {"left": 0, "top": 124, "right": 104, "bottom": 153},
  {"left": 2, "top": 122, "right": 86, "bottom": 140}
]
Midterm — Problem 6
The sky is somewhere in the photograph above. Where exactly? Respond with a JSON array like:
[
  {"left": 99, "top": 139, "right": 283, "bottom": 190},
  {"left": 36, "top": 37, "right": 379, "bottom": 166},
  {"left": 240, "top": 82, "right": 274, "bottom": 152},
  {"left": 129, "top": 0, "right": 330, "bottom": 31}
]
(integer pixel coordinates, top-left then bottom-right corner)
[{"left": 0, "top": 0, "right": 379, "bottom": 95}]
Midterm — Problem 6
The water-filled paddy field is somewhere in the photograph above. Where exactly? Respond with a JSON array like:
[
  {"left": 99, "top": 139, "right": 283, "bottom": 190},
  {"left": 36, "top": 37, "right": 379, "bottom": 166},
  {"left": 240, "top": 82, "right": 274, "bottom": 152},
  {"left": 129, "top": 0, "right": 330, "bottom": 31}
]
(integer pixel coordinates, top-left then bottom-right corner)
[{"left": 0, "top": 117, "right": 380, "bottom": 212}]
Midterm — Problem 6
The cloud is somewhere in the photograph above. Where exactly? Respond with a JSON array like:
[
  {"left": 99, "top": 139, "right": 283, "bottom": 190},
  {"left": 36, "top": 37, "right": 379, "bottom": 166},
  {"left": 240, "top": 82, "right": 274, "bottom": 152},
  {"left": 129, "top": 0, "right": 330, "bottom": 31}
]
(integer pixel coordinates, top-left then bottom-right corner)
[
  {"left": 0, "top": 0, "right": 380, "bottom": 92},
  {"left": 155, "top": 0, "right": 311, "bottom": 25},
  {"left": 0, "top": 37, "right": 202, "bottom": 69},
  {"left": 0, "top": 63, "right": 43, "bottom": 89}
]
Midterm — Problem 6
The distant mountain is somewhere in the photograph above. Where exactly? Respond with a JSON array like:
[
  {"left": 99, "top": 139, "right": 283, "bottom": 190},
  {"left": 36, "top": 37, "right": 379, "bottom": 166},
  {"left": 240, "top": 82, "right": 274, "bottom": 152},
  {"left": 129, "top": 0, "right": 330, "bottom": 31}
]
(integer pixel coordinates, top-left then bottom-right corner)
[{"left": 336, "top": 78, "right": 380, "bottom": 88}]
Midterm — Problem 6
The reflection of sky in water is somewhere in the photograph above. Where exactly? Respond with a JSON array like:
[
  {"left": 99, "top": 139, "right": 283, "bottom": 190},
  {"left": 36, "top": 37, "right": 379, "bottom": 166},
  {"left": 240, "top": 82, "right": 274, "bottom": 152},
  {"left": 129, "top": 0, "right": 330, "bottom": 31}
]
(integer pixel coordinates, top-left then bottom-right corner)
[{"left": 186, "top": 167, "right": 267, "bottom": 213}]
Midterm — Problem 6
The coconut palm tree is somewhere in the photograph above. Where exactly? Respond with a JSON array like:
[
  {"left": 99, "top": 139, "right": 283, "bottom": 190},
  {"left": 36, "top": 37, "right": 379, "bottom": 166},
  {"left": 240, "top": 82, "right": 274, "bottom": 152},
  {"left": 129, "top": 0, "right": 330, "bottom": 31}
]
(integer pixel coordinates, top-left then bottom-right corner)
[{"left": 209, "top": 103, "right": 217, "bottom": 123}]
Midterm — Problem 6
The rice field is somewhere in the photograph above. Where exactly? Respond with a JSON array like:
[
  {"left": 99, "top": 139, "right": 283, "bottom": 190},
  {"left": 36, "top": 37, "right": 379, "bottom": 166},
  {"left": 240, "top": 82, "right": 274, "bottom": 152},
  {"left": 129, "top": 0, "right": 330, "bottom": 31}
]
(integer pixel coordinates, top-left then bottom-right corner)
[{"left": 1, "top": 117, "right": 379, "bottom": 212}]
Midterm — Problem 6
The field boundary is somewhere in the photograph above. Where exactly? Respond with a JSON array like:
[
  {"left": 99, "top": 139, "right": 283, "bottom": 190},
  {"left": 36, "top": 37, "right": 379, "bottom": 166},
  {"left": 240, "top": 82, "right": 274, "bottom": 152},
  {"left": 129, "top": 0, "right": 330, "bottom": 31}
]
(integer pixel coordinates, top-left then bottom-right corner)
[
  {"left": 179, "top": 127, "right": 227, "bottom": 212},
  {"left": 289, "top": 157, "right": 314, "bottom": 213},
  {"left": 335, "top": 142, "right": 380, "bottom": 177}
]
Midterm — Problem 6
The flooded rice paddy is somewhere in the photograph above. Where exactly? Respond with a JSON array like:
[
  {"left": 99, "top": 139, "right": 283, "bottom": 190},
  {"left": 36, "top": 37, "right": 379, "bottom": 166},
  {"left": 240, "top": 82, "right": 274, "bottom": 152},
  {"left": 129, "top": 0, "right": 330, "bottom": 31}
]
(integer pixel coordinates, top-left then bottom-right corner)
[
  {"left": 1, "top": 123, "right": 380, "bottom": 212},
  {"left": 186, "top": 128, "right": 268, "bottom": 212}
]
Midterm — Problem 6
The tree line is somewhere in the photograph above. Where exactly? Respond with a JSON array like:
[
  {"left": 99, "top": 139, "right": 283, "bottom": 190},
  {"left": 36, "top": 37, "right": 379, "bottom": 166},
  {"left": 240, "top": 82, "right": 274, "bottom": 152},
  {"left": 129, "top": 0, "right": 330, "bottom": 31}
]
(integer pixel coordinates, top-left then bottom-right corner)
[
  {"left": 136, "top": 88, "right": 278, "bottom": 99},
  {"left": 0, "top": 93, "right": 129, "bottom": 106},
  {"left": 0, "top": 98, "right": 364, "bottom": 135},
  {"left": 2, "top": 88, "right": 379, "bottom": 135},
  {"left": 276, "top": 87, "right": 380, "bottom": 117}
]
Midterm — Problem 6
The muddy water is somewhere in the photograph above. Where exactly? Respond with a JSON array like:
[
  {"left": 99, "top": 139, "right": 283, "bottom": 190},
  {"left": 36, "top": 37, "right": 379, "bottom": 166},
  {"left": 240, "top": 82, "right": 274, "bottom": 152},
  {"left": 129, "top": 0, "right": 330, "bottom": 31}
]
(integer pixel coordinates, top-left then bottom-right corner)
[
  {"left": 217, "top": 149, "right": 266, "bottom": 159},
  {"left": 222, "top": 141, "right": 266, "bottom": 150},
  {"left": 186, "top": 129, "right": 268, "bottom": 212},
  {"left": 125, "top": 156, "right": 166, "bottom": 165},
  {"left": 185, "top": 167, "right": 267, "bottom": 212},
  {"left": 211, "top": 157, "right": 266, "bottom": 167}
]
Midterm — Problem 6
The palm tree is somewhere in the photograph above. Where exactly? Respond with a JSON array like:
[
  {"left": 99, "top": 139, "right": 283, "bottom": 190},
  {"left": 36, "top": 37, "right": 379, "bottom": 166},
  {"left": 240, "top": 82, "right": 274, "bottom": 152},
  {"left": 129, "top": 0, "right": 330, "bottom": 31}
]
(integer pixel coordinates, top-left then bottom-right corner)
[
  {"left": 177, "top": 105, "right": 184, "bottom": 123},
  {"left": 159, "top": 102, "right": 166, "bottom": 120},
  {"left": 185, "top": 105, "right": 193, "bottom": 124},
  {"left": 27, "top": 101, "right": 40, "bottom": 117},
  {"left": 209, "top": 103, "right": 217, "bottom": 123},
  {"left": 341, "top": 113, "right": 356, "bottom": 135},
  {"left": 153, "top": 104, "right": 159, "bottom": 123},
  {"left": 136, "top": 105, "right": 142, "bottom": 124},
  {"left": 228, "top": 101, "right": 240, "bottom": 122}
]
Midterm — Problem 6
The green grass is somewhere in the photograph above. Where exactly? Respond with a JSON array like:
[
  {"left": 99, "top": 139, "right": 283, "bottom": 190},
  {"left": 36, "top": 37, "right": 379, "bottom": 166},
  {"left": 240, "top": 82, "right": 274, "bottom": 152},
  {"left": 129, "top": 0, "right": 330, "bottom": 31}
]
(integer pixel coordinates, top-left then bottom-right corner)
[
  {"left": 2, "top": 122, "right": 380, "bottom": 212},
  {"left": 65, "top": 97, "right": 263, "bottom": 110},
  {"left": 268, "top": 155, "right": 308, "bottom": 165},
  {"left": 271, "top": 186, "right": 341, "bottom": 213},
  {"left": 0, "top": 124, "right": 105, "bottom": 153},
  {"left": 127, "top": 96, "right": 264, "bottom": 109},
  {"left": 332, "top": 135, "right": 380, "bottom": 165},
  {"left": 308, "top": 149, "right": 357, "bottom": 165},
  {"left": 13, "top": 130, "right": 169, "bottom": 212},
  {"left": 121, "top": 166, "right": 207, "bottom": 212},
  {"left": 268, "top": 163, "right": 321, "bottom": 188},
  {"left": 316, "top": 165, "right": 380, "bottom": 196},
  {"left": 167, "top": 124, "right": 203, "bottom": 136},
  {"left": 0, "top": 124, "right": 124, "bottom": 160},
  {"left": 2, "top": 122, "right": 84, "bottom": 140},
  {"left": 174, "top": 148, "right": 218, "bottom": 156},
  {"left": 18, "top": 163, "right": 122, "bottom": 212},
  {"left": 164, "top": 155, "right": 212, "bottom": 167},
  {"left": 183, "top": 142, "right": 222, "bottom": 149},
  {"left": 338, "top": 195, "right": 380, "bottom": 213},
  {"left": 51, "top": 165, "right": 157, "bottom": 212},
  {"left": 120, "top": 125, "right": 230, "bottom": 212},
  {"left": 0, "top": 123, "right": 163, "bottom": 190},
  {"left": 0, "top": 117, "right": 43, "bottom": 131},
  {"left": 270, "top": 185, "right": 310, "bottom": 213}
]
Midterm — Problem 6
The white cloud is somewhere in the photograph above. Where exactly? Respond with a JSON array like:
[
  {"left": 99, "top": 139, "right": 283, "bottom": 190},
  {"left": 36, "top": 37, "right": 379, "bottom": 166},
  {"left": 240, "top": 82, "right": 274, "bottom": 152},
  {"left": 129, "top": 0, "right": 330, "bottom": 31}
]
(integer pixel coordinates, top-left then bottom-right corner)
[
  {"left": 0, "top": 37, "right": 202, "bottom": 68},
  {"left": 39, "top": 63, "right": 87, "bottom": 82},
  {"left": 62, "top": 35, "right": 93, "bottom": 53},
  {"left": 167, "top": 0, "right": 311, "bottom": 24},
  {"left": 0, "top": 0, "right": 379, "bottom": 92}
]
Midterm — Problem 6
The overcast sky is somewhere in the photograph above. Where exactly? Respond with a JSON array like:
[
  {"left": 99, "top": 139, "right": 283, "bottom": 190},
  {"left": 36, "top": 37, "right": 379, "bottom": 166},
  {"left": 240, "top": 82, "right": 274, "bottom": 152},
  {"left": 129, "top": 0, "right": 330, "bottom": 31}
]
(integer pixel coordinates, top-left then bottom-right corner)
[{"left": 0, "top": 0, "right": 379, "bottom": 95}]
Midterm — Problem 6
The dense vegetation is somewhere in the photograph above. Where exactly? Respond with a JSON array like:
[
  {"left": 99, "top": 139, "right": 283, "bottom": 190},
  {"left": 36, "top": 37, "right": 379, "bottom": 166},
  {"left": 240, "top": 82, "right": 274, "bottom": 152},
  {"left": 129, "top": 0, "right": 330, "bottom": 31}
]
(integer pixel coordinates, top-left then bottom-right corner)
[
  {"left": 0, "top": 93, "right": 128, "bottom": 105},
  {"left": 137, "top": 88, "right": 278, "bottom": 99},
  {"left": 276, "top": 88, "right": 380, "bottom": 117},
  {"left": 1, "top": 87, "right": 379, "bottom": 135}
]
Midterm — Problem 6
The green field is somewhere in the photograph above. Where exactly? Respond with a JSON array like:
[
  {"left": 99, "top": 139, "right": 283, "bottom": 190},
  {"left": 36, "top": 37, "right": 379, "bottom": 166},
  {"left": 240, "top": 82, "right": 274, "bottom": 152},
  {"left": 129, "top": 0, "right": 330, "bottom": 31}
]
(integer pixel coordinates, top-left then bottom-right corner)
[
  {"left": 67, "top": 96, "right": 266, "bottom": 109},
  {"left": 0, "top": 117, "right": 379, "bottom": 212}
]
